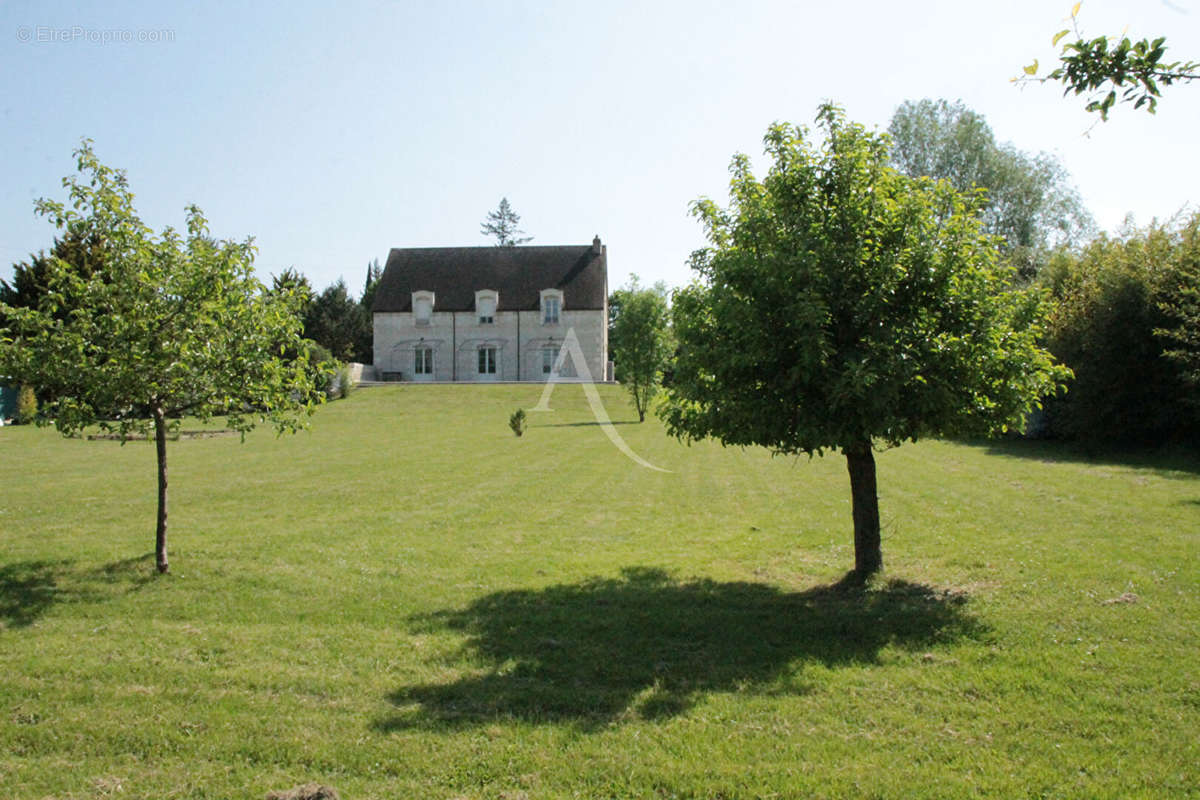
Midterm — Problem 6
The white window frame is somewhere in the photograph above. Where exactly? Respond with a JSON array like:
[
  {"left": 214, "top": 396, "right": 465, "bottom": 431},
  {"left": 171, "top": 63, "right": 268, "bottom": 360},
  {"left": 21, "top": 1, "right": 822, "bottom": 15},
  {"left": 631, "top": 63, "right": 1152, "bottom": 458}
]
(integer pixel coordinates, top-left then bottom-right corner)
[
  {"left": 478, "top": 345, "right": 498, "bottom": 375},
  {"left": 540, "top": 289, "right": 562, "bottom": 325},
  {"left": 475, "top": 289, "right": 498, "bottom": 325},
  {"left": 542, "top": 346, "right": 556, "bottom": 375},
  {"left": 414, "top": 347, "right": 434, "bottom": 375},
  {"left": 412, "top": 290, "right": 435, "bottom": 327}
]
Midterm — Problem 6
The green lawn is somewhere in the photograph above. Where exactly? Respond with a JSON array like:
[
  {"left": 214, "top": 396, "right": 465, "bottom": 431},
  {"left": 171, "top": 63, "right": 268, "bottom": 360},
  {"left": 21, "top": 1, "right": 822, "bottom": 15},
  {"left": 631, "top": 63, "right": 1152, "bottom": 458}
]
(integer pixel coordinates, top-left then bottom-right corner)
[{"left": 1, "top": 384, "right": 1197, "bottom": 799}]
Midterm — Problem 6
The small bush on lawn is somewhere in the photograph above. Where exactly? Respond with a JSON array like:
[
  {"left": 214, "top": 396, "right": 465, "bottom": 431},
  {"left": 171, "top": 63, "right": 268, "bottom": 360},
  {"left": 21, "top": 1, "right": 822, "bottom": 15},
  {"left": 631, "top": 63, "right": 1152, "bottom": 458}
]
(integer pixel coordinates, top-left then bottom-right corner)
[
  {"left": 335, "top": 364, "right": 353, "bottom": 400},
  {"left": 509, "top": 408, "right": 526, "bottom": 436},
  {"left": 16, "top": 384, "right": 37, "bottom": 424}
]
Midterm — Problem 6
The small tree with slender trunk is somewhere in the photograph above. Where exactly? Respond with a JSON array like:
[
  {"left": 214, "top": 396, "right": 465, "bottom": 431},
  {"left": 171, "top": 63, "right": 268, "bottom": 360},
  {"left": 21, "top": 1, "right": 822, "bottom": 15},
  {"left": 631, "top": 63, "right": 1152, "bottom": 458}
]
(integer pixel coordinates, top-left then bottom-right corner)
[
  {"left": 661, "top": 105, "right": 1068, "bottom": 578},
  {"left": 0, "top": 142, "right": 323, "bottom": 573},
  {"left": 609, "top": 277, "right": 672, "bottom": 422}
]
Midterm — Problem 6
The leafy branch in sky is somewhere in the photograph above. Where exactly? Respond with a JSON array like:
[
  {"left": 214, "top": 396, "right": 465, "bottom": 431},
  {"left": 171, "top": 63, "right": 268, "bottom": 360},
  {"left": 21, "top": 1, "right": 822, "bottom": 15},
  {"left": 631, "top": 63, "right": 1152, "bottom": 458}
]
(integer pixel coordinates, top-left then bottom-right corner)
[{"left": 1017, "top": 2, "right": 1199, "bottom": 120}]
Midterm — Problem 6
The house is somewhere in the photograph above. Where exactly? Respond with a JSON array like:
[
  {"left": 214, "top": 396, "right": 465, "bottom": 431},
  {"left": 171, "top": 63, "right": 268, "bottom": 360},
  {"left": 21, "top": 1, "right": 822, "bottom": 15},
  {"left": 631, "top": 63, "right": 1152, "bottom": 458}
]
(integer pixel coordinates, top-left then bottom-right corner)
[{"left": 370, "top": 237, "right": 609, "bottom": 382}]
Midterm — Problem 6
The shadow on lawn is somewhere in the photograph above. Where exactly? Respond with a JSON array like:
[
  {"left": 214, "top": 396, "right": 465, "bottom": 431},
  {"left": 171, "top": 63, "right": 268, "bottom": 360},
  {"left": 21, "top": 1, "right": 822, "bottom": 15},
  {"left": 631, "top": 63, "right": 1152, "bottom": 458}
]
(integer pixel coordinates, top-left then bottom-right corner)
[
  {"left": 961, "top": 437, "right": 1200, "bottom": 479},
  {"left": 537, "top": 420, "right": 642, "bottom": 428},
  {"left": 376, "top": 567, "right": 987, "bottom": 731},
  {"left": 0, "top": 560, "right": 73, "bottom": 628},
  {"left": 0, "top": 553, "right": 157, "bottom": 629}
]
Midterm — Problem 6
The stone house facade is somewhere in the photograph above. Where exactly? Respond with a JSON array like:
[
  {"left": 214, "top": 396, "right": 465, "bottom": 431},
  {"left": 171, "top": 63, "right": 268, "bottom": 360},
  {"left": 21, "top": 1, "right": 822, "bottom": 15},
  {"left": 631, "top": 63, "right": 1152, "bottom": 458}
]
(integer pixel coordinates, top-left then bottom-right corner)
[{"left": 371, "top": 237, "right": 609, "bottom": 382}]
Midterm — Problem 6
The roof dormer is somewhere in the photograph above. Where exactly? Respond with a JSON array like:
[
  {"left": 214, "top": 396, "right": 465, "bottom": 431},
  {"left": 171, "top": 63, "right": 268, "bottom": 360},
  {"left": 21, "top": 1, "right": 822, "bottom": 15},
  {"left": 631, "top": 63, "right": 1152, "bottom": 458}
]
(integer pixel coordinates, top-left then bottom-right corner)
[{"left": 412, "top": 290, "right": 435, "bottom": 326}]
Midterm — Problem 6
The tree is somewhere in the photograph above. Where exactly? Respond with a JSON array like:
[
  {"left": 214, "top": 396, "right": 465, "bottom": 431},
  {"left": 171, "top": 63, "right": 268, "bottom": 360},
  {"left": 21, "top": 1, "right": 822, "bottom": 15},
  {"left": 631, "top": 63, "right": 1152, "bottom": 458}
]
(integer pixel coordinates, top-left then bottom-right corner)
[
  {"left": 0, "top": 142, "right": 323, "bottom": 573},
  {"left": 302, "top": 279, "right": 372, "bottom": 363},
  {"left": 1158, "top": 214, "right": 1200, "bottom": 400},
  {"left": 2, "top": 228, "right": 107, "bottom": 315},
  {"left": 661, "top": 105, "right": 1068, "bottom": 577},
  {"left": 1020, "top": 3, "right": 1199, "bottom": 121},
  {"left": 270, "top": 267, "right": 315, "bottom": 309},
  {"left": 357, "top": 258, "right": 384, "bottom": 365},
  {"left": 360, "top": 257, "right": 383, "bottom": 311},
  {"left": 480, "top": 197, "right": 532, "bottom": 246},
  {"left": 608, "top": 277, "right": 672, "bottom": 422},
  {"left": 888, "top": 99, "right": 1093, "bottom": 277},
  {"left": 15, "top": 384, "right": 37, "bottom": 424},
  {"left": 1038, "top": 211, "right": 1200, "bottom": 443}
]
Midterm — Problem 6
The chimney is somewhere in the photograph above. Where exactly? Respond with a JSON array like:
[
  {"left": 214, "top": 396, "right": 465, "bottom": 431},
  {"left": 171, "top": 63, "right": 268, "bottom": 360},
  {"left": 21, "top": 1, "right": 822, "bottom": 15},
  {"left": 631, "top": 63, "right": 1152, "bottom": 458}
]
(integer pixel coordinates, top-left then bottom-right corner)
[{"left": 592, "top": 235, "right": 602, "bottom": 255}]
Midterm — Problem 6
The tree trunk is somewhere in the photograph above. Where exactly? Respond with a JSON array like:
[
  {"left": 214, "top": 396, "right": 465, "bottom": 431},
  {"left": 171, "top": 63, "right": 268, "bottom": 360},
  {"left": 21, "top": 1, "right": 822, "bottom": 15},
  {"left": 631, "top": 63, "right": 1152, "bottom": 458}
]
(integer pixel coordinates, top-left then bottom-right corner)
[
  {"left": 844, "top": 440, "right": 882, "bottom": 576},
  {"left": 153, "top": 405, "right": 169, "bottom": 574}
]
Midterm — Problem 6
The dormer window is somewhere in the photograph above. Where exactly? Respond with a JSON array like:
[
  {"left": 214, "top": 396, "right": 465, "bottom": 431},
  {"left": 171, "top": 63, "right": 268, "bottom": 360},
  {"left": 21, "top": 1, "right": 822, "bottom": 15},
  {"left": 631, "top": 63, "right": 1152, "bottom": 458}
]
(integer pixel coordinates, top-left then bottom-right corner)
[
  {"left": 476, "top": 290, "right": 498, "bottom": 324},
  {"left": 540, "top": 289, "right": 562, "bottom": 325},
  {"left": 412, "top": 291, "right": 435, "bottom": 326}
]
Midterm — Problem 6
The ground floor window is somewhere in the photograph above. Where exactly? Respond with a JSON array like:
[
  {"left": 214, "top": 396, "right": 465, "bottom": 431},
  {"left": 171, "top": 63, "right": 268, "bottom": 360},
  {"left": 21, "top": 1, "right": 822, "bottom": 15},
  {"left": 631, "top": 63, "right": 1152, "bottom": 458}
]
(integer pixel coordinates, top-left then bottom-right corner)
[
  {"left": 478, "top": 346, "right": 497, "bottom": 375},
  {"left": 414, "top": 347, "right": 433, "bottom": 375},
  {"left": 542, "top": 347, "right": 556, "bottom": 375}
]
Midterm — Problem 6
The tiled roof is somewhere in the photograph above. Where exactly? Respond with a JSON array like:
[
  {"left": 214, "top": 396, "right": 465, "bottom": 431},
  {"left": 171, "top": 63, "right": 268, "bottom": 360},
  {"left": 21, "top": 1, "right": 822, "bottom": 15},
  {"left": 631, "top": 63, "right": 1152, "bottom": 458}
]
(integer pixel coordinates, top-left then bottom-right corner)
[{"left": 371, "top": 242, "right": 607, "bottom": 313}]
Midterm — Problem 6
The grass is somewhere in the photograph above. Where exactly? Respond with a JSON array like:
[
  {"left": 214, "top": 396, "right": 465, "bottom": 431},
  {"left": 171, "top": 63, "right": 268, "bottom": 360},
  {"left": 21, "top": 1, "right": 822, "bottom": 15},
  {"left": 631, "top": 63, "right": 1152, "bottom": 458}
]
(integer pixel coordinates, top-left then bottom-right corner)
[{"left": 1, "top": 383, "right": 1197, "bottom": 799}]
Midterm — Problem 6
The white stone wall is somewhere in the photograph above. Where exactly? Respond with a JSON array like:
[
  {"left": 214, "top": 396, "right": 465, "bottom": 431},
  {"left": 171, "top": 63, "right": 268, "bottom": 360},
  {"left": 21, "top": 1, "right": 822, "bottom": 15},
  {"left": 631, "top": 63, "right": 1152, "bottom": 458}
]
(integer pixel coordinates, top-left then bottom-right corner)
[
  {"left": 453, "top": 310, "right": 519, "bottom": 381},
  {"left": 374, "top": 306, "right": 608, "bottom": 382},
  {"left": 373, "top": 311, "right": 455, "bottom": 381}
]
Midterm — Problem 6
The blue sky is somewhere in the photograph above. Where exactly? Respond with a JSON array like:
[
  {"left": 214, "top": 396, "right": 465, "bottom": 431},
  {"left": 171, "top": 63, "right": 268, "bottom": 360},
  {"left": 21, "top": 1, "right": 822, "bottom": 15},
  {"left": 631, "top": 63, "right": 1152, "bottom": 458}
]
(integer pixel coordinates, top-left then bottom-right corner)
[{"left": 2, "top": 0, "right": 1198, "bottom": 296}]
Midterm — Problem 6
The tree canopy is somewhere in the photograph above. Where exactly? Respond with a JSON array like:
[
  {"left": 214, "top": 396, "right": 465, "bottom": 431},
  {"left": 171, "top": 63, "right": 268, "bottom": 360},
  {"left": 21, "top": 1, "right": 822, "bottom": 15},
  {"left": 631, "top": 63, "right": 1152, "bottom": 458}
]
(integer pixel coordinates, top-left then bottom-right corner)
[
  {"left": 0, "top": 142, "right": 323, "bottom": 573},
  {"left": 1159, "top": 215, "right": 1200, "bottom": 400},
  {"left": 360, "top": 257, "right": 383, "bottom": 311},
  {"left": 2, "top": 228, "right": 108, "bottom": 323},
  {"left": 303, "top": 278, "right": 372, "bottom": 363},
  {"left": 1038, "top": 211, "right": 1200, "bottom": 444},
  {"left": 888, "top": 98, "right": 1093, "bottom": 276},
  {"left": 608, "top": 277, "right": 673, "bottom": 422},
  {"left": 662, "top": 105, "right": 1068, "bottom": 575},
  {"left": 480, "top": 197, "right": 532, "bottom": 246}
]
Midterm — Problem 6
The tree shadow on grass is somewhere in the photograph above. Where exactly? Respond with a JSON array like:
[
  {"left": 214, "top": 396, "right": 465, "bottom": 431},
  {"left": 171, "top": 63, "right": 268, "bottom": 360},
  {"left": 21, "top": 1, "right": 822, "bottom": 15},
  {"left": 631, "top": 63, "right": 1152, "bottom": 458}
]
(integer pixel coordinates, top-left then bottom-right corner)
[
  {"left": 91, "top": 552, "right": 158, "bottom": 587},
  {"left": 537, "top": 420, "right": 642, "bottom": 428},
  {"left": 959, "top": 437, "right": 1200, "bottom": 479},
  {"left": 376, "top": 567, "right": 988, "bottom": 731},
  {"left": 0, "top": 553, "right": 157, "bottom": 629},
  {"left": 0, "top": 560, "right": 73, "bottom": 628}
]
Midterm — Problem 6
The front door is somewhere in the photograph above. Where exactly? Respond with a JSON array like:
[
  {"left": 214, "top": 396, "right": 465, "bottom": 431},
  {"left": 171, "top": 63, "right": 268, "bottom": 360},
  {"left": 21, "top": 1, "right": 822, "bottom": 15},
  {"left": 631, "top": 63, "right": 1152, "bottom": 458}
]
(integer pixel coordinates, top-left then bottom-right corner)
[
  {"left": 477, "top": 346, "right": 498, "bottom": 382},
  {"left": 413, "top": 347, "right": 434, "bottom": 382}
]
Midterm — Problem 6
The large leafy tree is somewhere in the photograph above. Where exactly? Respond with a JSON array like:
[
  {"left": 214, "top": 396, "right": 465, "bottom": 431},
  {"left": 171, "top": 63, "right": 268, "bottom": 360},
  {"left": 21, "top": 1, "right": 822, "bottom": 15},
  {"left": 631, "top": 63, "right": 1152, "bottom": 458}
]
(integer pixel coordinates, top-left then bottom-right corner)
[
  {"left": 608, "top": 277, "right": 672, "bottom": 422},
  {"left": 888, "top": 99, "right": 1093, "bottom": 278},
  {"left": 0, "top": 142, "right": 323, "bottom": 573},
  {"left": 662, "top": 105, "right": 1068, "bottom": 577},
  {"left": 479, "top": 197, "right": 532, "bottom": 247}
]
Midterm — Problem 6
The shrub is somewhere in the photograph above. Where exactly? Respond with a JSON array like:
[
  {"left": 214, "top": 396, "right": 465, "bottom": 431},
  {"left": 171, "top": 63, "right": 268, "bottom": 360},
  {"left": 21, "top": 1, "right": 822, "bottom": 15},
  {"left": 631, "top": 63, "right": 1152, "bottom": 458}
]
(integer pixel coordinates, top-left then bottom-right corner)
[
  {"left": 335, "top": 364, "right": 353, "bottom": 400},
  {"left": 15, "top": 384, "right": 37, "bottom": 424},
  {"left": 509, "top": 408, "right": 526, "bottom": 437},
  {"left": 1040, "top": 214, "right": 1200, "bottom": 445},
  {"left": 304, "top": 342, "right": 339, "bottom": 399}
]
